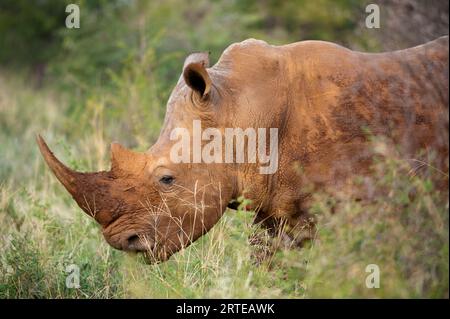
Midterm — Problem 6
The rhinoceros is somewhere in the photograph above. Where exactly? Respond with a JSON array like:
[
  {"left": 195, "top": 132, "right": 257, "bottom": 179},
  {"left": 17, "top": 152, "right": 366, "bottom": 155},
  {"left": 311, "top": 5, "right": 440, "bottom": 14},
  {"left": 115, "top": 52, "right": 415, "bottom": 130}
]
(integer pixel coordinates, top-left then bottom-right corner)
[{"left": 37, "top": 36, "right": 449, "bottom": 263}]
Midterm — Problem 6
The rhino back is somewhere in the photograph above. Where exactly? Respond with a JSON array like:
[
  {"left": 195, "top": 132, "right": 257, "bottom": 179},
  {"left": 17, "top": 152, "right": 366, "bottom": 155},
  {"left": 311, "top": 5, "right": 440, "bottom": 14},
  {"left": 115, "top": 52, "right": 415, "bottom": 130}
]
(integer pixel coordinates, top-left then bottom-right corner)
[{"left": 279, "top": 37, "right": 449, "bottom": 183}]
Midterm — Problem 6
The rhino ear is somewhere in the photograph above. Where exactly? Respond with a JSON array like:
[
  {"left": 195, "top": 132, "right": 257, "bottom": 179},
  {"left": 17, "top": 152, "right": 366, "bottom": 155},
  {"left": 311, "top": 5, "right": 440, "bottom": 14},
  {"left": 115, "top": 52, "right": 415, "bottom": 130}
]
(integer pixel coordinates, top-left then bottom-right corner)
[{"left": 183, "top": 52, "right": 211, "bottom": 98}]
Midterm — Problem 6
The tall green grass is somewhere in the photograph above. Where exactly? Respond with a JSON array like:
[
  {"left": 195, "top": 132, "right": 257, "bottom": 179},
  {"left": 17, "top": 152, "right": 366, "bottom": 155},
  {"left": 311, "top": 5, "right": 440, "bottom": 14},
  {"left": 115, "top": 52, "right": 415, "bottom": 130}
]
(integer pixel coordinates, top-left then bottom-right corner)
[{"left": 0, "top": 73, "right": 448, "bottom": 298}]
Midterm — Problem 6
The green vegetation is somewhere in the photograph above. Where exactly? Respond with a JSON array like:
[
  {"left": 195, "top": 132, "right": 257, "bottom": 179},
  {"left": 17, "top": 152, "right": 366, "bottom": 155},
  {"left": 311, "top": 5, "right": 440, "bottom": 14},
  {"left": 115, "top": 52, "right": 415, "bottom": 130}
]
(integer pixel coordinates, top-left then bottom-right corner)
[{"left": 0, "top": 0, "right": 448, "bottom": 298}]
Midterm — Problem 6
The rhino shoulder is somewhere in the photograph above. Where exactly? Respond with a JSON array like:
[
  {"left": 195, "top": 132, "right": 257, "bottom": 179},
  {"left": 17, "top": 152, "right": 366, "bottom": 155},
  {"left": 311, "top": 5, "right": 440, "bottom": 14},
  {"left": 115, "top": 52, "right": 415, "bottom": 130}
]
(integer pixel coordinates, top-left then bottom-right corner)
[
  {"left": 224, "top": 38, "right": 270, "bottom": 53},
  {"left": 217, "top": 38, "right": 275, "bottom": 63},
  {"left": 218, "top": 38, "right": 353, "bottom": 66},
  {"left": 214, "top": 38, "right": 283, "bottom": 74}
]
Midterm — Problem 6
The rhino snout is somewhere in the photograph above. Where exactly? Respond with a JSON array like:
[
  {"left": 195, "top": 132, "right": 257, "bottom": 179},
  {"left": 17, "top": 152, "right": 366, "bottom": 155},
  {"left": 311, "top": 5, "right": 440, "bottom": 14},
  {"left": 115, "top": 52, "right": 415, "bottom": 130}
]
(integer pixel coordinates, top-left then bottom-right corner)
[{"left": 103, "top": 231, "right": 154, "bottom": 252}]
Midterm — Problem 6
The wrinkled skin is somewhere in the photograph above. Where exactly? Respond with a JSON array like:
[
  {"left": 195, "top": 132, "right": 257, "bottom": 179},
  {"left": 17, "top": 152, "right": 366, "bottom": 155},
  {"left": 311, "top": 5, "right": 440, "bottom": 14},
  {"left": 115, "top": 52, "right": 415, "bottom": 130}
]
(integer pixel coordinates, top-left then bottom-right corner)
[{"left": 38, "top": 37, "right": 449, "bottom": 263}]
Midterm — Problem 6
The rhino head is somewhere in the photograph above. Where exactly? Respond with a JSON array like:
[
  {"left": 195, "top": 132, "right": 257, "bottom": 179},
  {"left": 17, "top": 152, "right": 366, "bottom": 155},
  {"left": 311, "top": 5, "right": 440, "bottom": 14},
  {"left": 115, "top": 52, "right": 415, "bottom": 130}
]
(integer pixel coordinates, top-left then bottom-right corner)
[{"left": 38, "top": 50, "right": 256, "bottom": 263}]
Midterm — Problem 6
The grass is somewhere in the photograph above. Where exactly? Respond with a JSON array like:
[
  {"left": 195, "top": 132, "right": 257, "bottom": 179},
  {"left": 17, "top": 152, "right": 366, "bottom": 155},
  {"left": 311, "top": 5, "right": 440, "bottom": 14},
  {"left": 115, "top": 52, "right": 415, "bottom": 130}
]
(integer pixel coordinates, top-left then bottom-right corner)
[{"left": 0, "top": 70, "right": 448, "bottom": 299}]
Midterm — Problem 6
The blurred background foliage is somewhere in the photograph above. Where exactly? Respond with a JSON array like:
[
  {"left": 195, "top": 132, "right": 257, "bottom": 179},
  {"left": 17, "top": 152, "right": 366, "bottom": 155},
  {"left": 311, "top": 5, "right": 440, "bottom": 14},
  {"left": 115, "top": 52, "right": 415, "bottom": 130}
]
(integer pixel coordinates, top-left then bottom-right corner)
[{"left": 0, "top": 0, "right": 448, "bottom": 298}]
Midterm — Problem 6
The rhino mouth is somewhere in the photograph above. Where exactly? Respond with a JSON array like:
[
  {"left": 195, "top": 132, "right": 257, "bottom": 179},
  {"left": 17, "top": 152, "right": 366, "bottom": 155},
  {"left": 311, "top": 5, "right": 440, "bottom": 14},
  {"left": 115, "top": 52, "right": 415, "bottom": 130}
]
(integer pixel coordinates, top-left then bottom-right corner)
[
  {"left": 142, "top": 247, "right": 173, "bottom": 264},
  {"left": 124, "top": 234, "right": 173, "bottom": 264}
]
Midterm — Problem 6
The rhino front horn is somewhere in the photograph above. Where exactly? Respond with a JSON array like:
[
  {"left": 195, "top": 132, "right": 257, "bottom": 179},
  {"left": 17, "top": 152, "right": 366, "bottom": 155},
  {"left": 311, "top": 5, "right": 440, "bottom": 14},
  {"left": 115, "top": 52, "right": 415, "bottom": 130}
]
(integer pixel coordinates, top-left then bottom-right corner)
[
  {"left": 36, "top": 135, "right": 113, "bottom": 224},
  {"left": 36, "top": 134, "right": 85, "bottom": 195}
]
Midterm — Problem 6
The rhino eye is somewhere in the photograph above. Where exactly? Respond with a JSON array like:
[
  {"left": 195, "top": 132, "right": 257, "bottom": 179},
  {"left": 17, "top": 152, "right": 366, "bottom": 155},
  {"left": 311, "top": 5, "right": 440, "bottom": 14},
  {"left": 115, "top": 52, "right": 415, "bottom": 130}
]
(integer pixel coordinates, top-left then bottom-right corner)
[{"left": 159, "top": 175, "right": 174, "bottom": 185}]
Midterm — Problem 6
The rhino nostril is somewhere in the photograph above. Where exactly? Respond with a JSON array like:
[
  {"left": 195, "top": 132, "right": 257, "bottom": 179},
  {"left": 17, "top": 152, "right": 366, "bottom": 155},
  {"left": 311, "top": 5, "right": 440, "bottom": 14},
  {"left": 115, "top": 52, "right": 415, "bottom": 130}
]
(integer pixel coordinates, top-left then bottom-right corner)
[
  {"left": 126, "top": 234, "right": 140, "bottom": 246},
  {"left": 122, "top": 233, "right": 155, "bottom": 252}
]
